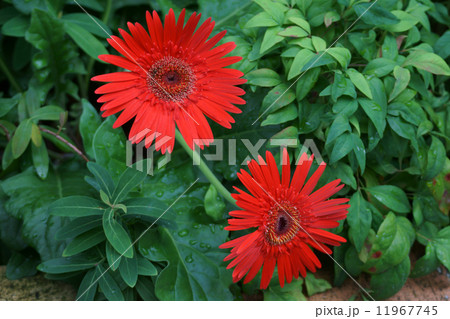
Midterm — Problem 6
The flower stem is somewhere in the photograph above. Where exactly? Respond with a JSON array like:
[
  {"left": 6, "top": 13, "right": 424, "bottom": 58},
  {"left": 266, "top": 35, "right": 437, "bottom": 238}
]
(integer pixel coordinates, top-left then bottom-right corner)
[
  {"left": 0, "top": 55, "right": 22, "bottom": 93},
  {"left": 175, "top": 129, "right": 236, "bottom": 206}
]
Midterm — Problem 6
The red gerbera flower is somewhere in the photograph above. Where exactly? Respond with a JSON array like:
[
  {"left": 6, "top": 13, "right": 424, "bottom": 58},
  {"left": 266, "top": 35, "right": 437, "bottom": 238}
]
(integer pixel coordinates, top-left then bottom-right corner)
[
  {"left": 220, "top": 149, "right": 349, "bottom": 289},
  {"left": 92, "top": 9, "right": 246, "bottom": 153}
]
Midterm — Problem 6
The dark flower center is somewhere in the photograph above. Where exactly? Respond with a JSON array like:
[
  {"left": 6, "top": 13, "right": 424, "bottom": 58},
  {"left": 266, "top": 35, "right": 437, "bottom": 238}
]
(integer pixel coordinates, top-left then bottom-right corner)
[
  {"left": 147, "top": 56, "right": 196, "bottom": 102},
  {"left": 264, "top": 203, "right": 301, "bottom": 246}
]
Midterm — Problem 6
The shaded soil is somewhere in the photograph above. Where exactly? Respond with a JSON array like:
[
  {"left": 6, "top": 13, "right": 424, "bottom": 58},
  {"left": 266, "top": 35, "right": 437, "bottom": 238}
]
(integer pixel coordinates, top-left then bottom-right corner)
[{"left": 0, "top": 266, "right": 76, "bottom": 301}]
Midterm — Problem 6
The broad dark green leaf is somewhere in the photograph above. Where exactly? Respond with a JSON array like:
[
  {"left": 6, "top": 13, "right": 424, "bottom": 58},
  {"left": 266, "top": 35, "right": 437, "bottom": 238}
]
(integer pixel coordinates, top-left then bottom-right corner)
[
  {"left": 6, "top": 252, "right": 39, "bottom": 280},
  {"left": 135, "top": 276, "right": 157, "bottom": 300},
  {"left": 106, "top": 241, "right": 122, "bottom": 271},
  {"left": 371, "top": 257, "right": 410, "bottom": 300},
  {"left": 433, "top": 227, "right": 450, "bottom": 270},
  {"left": 329, "top": 132, "right": 353, "bottom": 164},
  {"left": 410, "top": 244, "right": 439, "bottom": 278}
]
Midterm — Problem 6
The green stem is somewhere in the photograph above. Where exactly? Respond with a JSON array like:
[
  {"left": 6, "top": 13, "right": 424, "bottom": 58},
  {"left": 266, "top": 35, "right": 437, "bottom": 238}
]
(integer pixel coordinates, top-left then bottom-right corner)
[
  {"left": 0, "top": 55, "right": 22, "bottom": 93},
  {"left": 175, "top": 129, "right": 236, "bottom": 206}
]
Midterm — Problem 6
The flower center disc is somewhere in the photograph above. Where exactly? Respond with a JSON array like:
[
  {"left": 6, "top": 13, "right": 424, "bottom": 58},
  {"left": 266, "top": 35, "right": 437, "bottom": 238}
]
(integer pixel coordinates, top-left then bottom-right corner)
[
  {"left": 264, "top": 204, "right": 301, "bottom": 246},
  {"left": 147, "top": 56, "right": 196, "bottom": 102}
]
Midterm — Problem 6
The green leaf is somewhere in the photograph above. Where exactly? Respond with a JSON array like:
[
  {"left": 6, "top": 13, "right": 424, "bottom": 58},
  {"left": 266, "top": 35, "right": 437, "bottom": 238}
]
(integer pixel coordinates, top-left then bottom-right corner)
[
  {"left": 1, "top": 164, "right": 95, "bottom": 261},
  {"left": 245, "top": 11, "right": 278, "bottom": 28},
  {"left": 264, "top": 278, "right": 306, "bottom": 301},
  {"left": 31, "top": 141, "right": 49, "bottom": 179},
  {"left": 92, "top": 116, "right": 127, "bottom": 181},
  {"left": 261, "top": 84, "right": 296, "bottom": 115},
  {"left": 55, "top": 216, "right": 102, "bottom": 240},
  {"left": 387, "top": 116, "right": 418, "bottom": 152},
  {"left": 77, "top": 268, "right": 99, "bottom": 301},
  {"left": 38, "top": 255, "right": 99, "bottom": 274},
  {"left": 30, "top": 105, "right": 64, "bottom": 121},
  {"left": 410, "top": 244, "right": 439, "bottom": 278},
  {"left": 365, "top": 185, "right": 411, "bottom": 213},
  {"left": 288, "top": 49, "right": 315, "bottom": 80},
  {"left": 80, "top": 99, "right": 102, "bottom": 159},
  {"left": 434, "top": 30, "right": 450, "bottom": 59},
  {"left": 311, "top": 36, "right": 326, "bottom": 52},
  {"left": 347, "top": 192, "right": 372, "bottom": 251},
  {"left": 424, "top": 137, "right": 446, "bottom": 180},
  {"left": 364, "top": 213, "right": 411, "bottom": 274},
  {"left": 329, "top": 132, "right": 353, "bottom": 164},
  {"left": 64, "top": 21, "right": 108, "bottom": 61},
  {"left": 305, "top": 273, "right": 332, "bottom": 296},
  {"left": 352, "top": 133, "right": 366, "bottom": 174},
  {"left": 0, "top": 94, "right": 21, "bottom": 117},
  {"left": 121, "top": 197, "right": 168, "bottom": 224},
  {"left": 61, "top": 13, "right": 111, "bottom": 38},
  {"left": 106, "top": 241, "right": 122, "bottom": 271},
  {"left": 404, "top": 51, "right": 450, "bottom": 76},
  {"left": 326, "top": 114, "right": 350, "bottom": 145},
  {"left": 390, "top": 10, "right": 419, "bottom": 32},
  {"left": 49, "top": 196, "right": 106, "bottom": 217},
  {"left": 364, "top": 58, "right": 397, "bottom": 77},
  {"left": 97, "top": 264, "right": 125, "bottom": 301},
  {"left": 358, "top": 98, "right": 386, "bottom": 137},
  {"left": 137, "top": 256, "right": 158, "bottom": 276},
  {"left": 6, "top": 252, "right": 39, "bottom": 280},
  {"left": 62, "top": 229, "right": 105, "bottom": 257},
  {"left": 295, "top": 67, "right": 321, "bottom": 101},
  {"left": 332, "top": 97, "right": 358, "bottom": 117},
  {"left": 11, "top": 119, "right": 32, "bottom": 158},
  {"left": 353, "top": 3, "right": 399, "bottom": 25},
  {"left": 346, "top": 68, "right": 372, "bottom": 99},
  {"left": 260, "top": 26, "right": 284, "bottom": 54},
  {"left": 119, "top": 253, "right": 138, "bottom": 287},
  {"left": 278, "top": 26, "right": 308, "bottom": 38},
  {"left": 2, "top": 15, "right": 29, "bottom": 37},
  {"left": 433, "top": 227, "right": 450, "bottom": 271},
  {"left": 204, "top": 184, "right": 226, "bottom": 221},
  {"left": 254, "top": 0, "right": 286, "bottom": 24},
  {"left": 103, "top": 209, "right": 133, "bottom": 258},
  {"left": 245, "top": 68, "right": 281, "bottom": 87},
  {"left": 389, "top": 66, "right": 410, "bottom": 102},
  {"left": 261, "top": 104, "right": 298, "bottom": 126},
  {"left": 86, "top": 162, "right": 115, "bottom": 198},
  {"left": 135, "top": 276, "right": 157, "bottom": 300},
  {"left": 288, "top": 16, "right": 310, "bottom": 33},
  {"left": 111, "top": 164, "right": 148, "bottom": 204},
  {"left": 327, "top": 47, "right": 351, "bottom": 69},
  {"left": 370, "top": 256, "right": 410, "bottom": 300}
]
